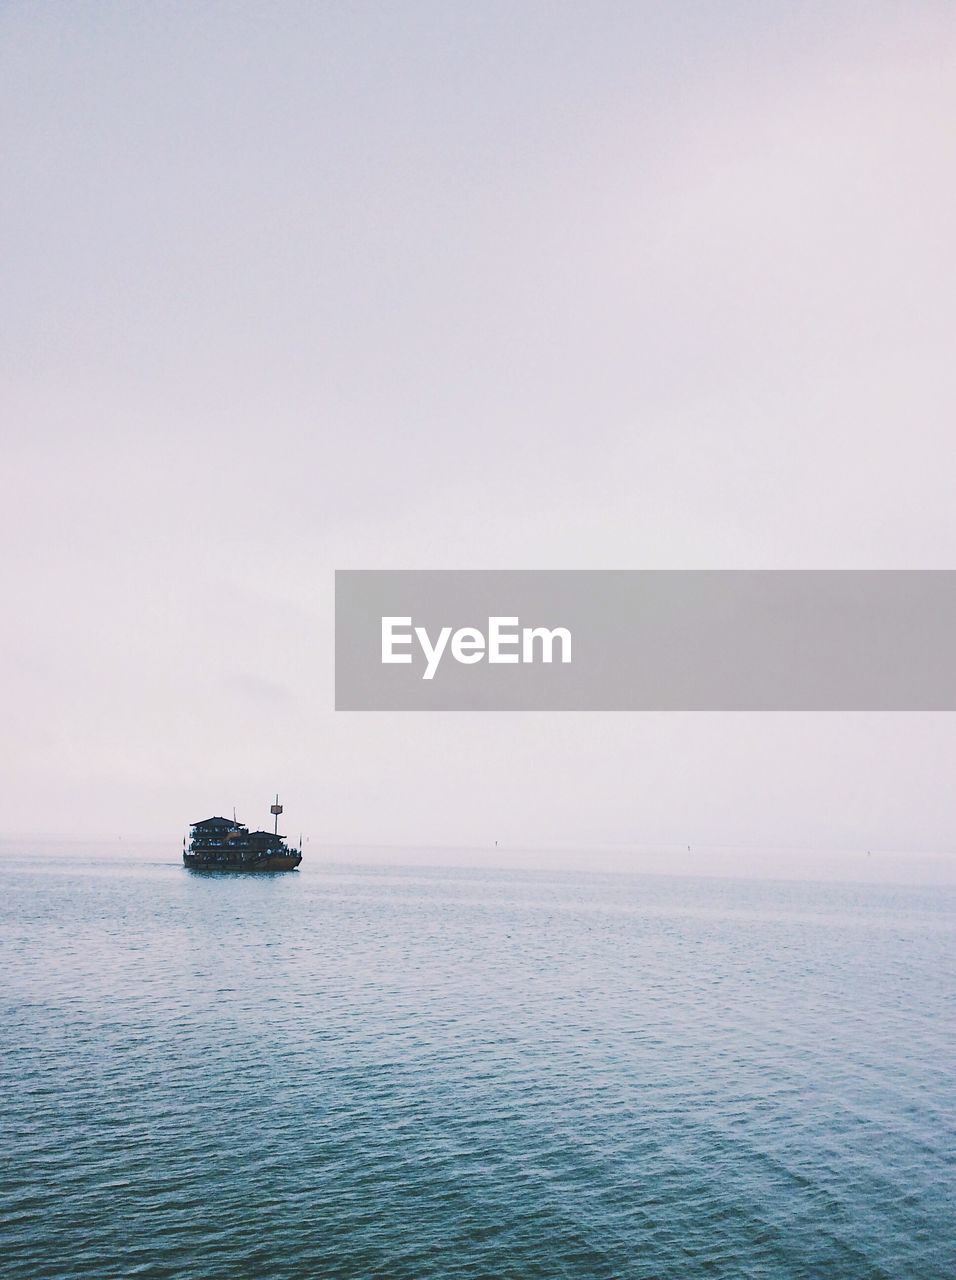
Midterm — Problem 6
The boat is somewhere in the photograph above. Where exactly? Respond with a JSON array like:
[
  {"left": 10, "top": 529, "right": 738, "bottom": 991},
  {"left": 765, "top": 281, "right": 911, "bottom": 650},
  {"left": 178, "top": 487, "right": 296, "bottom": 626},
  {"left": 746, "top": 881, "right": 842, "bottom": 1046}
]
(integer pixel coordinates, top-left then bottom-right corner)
[{"left": 183, "top": 797, "right": 302, "bottom": 872}]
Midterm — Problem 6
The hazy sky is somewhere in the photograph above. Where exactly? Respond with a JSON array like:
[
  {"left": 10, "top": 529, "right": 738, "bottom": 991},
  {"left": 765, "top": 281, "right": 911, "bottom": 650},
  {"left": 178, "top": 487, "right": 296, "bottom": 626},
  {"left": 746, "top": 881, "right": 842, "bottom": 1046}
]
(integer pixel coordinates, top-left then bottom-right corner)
[{"left": 2, "top": 2, "right": 955, "bottom": 852}]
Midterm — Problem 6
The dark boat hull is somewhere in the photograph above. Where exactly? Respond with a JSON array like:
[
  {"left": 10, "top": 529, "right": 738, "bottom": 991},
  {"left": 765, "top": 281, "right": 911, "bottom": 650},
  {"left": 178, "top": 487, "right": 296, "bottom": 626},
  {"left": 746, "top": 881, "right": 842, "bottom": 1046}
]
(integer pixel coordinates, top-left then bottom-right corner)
[{"left": 183, "top": 853, "right": 302, "bottom": 872}]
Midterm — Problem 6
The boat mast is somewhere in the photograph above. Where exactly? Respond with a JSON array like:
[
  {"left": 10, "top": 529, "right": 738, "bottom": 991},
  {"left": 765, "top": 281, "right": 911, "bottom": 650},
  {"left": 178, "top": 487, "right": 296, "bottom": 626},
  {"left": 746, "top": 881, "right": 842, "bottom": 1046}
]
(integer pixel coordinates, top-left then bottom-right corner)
[{"left": 271, "top": 793, "right": 283, "bottom": 836}]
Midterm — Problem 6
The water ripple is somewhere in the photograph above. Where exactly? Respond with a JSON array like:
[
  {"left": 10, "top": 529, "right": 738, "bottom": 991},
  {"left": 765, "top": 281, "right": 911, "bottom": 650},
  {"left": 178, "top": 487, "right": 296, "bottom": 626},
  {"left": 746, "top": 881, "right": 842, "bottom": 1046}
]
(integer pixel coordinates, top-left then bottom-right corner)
[{"left": 1, "top": 852, "right": 953, "bottom": 1278}]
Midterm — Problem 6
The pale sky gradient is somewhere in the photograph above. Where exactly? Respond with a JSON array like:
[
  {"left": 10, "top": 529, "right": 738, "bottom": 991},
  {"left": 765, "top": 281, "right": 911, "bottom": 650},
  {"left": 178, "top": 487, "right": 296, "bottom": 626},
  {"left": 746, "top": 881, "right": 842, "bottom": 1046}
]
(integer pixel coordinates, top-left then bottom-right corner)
[{"left": 2, "top": 2, "right": 955, "bottom": 857}]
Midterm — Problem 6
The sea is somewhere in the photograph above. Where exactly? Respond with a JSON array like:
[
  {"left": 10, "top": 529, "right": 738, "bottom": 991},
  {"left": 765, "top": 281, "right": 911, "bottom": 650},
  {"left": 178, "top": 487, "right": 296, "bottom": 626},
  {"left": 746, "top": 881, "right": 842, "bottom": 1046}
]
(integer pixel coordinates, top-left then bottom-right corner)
[{"left": 2, "top": 842, "right": 954, "bottom": 1279}]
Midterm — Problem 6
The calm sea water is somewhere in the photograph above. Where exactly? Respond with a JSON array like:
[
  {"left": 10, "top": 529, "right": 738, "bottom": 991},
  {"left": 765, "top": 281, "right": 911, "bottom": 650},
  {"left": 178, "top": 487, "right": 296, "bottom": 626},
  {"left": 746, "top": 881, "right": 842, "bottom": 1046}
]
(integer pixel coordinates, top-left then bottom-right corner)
[{"left": 2, "top": 846, "right": 953, "bottom": 1279}]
